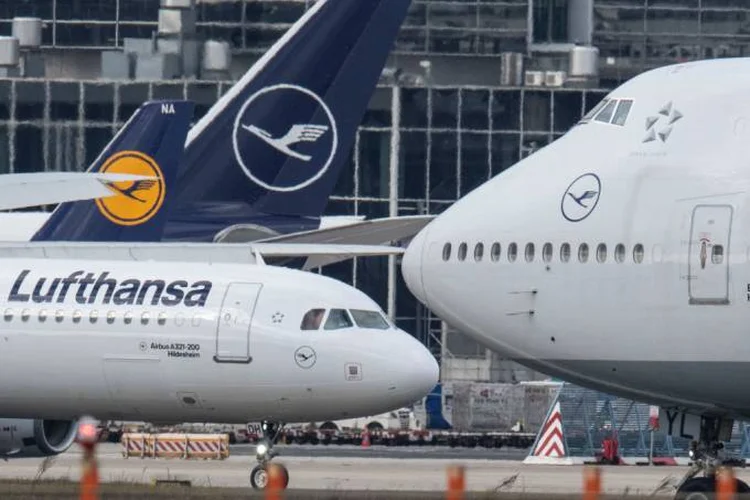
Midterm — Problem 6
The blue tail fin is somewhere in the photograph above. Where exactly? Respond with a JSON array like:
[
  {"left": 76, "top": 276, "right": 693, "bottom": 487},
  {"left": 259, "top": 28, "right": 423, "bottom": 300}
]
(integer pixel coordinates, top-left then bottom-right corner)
[
  {"left": 31, "top": 100, "right": 194, "bottom": 242},
  {"left": 171, "top": 0, "right": 411, "bottom": 229}
]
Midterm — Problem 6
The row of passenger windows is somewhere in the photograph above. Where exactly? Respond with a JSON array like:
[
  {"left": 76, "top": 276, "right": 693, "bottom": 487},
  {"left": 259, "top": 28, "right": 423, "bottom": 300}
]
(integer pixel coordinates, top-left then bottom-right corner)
[
  {"left": 443, "top": 242, "right": 649, "bottom": 264},
  {"left": 443, "top": 241, "right": 726, "bottom": 265},
  {"left": 300, "top": 308, "right": 391, "bottom": 331},
  {"left": 1, "top": 308, "right": 196, "bottom": 326}
]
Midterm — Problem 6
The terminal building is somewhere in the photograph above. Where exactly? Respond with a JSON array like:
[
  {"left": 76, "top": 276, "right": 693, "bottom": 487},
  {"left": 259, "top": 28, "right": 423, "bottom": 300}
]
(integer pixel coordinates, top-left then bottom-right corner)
[{"left": 0, "top": 0, "right": 747, "bottom": 382}]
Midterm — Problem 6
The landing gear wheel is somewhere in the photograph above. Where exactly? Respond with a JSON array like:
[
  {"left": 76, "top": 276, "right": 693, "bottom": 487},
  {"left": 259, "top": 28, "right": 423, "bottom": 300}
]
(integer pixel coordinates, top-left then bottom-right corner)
[
  {"left": 675, "top": 476, "right": 750, "bottom": 500},
  {"left": 250, "top": 464, "right": 289, "bottom": 490},
  {"left": 250, "top": 465, "right": 268, "bottom": 490}
]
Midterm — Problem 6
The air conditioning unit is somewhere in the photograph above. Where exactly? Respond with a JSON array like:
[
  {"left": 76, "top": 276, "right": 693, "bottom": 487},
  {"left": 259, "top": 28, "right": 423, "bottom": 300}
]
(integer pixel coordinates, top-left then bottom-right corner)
[
  {"left": 524, "top": 70, "right": 544, "bottom": 87},
  {"left": 544, "top": 71, "right": 567, "bottom": 87}
]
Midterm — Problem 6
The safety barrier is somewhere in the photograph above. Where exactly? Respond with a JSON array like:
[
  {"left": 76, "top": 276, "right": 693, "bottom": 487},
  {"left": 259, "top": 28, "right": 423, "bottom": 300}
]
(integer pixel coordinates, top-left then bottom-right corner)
[{"left": 121, "top": 433, "right": 229, "bottom": 459}]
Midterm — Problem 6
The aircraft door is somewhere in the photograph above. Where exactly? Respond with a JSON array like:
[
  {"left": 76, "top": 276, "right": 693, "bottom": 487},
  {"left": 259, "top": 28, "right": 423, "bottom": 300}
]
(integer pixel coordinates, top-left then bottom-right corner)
[
  {"left": 214, "top": 282, "right": 262, "bottom": 363},
  {"left": 688, "top": 205, "right": 732, "bottom": 305}
]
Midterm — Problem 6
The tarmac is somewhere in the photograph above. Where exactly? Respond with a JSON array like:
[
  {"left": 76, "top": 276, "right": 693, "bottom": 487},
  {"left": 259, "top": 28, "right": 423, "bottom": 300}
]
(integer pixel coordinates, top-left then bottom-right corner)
[{"left": 2, "top": 443, "right": 749, "bottom": 496}]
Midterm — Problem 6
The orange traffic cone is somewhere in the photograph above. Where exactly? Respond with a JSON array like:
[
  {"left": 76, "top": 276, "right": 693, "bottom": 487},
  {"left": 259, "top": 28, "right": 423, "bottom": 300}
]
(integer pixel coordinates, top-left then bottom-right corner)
[
  {"left": 446, "top": 465, "right": 465, "bottom": 500},
  {"left": 716, "top": 467, "right": 736, "bottom": 500},
  {"left": 361, "top": 430, "right": 370, "bottom": 448}
]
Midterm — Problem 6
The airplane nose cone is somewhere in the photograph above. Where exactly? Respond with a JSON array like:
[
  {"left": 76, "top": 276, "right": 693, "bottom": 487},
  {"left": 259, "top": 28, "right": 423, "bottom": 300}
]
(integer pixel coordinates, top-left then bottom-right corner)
[
  {"left": 398, "top": 331, "right": 439, "bottom": 400},
  {"left": 402, "top": 227, "right": 428, "bottom": 306}
]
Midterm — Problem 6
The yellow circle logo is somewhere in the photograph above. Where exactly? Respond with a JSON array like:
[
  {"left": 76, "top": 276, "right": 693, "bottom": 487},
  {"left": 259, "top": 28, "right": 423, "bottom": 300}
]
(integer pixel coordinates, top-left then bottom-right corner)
[{"left": 95, "top": 151, "right": 165, "bottom": 226}]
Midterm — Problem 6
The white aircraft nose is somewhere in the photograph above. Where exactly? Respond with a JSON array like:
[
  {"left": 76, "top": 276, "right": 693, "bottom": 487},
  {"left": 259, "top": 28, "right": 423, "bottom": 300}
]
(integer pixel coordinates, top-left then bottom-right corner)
[
  {"left": 402, "top": 227, "right": 428, "bottom": 306},
  {"left": 395, "top": 330, "right": 439, "bottom": 399}
]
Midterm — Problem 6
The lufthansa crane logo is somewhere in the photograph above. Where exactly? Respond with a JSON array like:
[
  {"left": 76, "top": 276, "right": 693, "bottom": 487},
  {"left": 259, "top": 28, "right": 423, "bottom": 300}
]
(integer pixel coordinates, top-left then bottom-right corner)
[
  {"left": 95, "top": 150, "right": 165, "bottom": 226},
  {"left": 561, "top": 173, "right": 601, "bottom": 222},
  {"left": 232, "top": 83, "right": 338, "bottom": 193}
]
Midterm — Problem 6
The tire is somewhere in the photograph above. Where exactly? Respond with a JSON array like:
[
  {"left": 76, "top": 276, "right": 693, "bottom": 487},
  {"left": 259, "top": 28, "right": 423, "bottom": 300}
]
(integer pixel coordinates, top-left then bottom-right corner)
[{"left": 250, "top": 464, "right": 290, "bottom": 490}]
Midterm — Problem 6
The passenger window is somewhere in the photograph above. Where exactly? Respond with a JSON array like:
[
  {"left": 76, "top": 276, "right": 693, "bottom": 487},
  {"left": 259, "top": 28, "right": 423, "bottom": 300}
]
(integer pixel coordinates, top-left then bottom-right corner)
[
  {"left": 712, "top": 245, "right": 724, "bottom": 264},
  {"left": 560, "top": 243, "right": 571, "bottom": 263},
  {"left": 633, "top": 244, "right": 645, "bottom": 264},
  {"left": 106, "top": 311, "right": 116, "bottom": 324},
  {"left": 90, "top": 310, "right": 99, "bottom": 324},
  {"left": 301, "top": 308, "right": 325, "bottom": 330},
  {"left": 350, "top": 309, "right": 390, "bottom": 330},
  {"left": 141, "top": 312, "right": 150, "bottom": 325},
  {"left": 596, "top": 243, "right": 607, "bottom": 263},
  {"left": 525, "top": 243, "right": 535, "bottom": 262},
  {"left": 507, "top": 243, "right": 518, "bottom": 262},
  {"left": 611, "top": 99, "right": 634, "bottom": 126},
  {"left": 158, "top": 312, "right": 167, "bottom": 326},
  {"left": 3, "top": 309, "right": 12, "bottom": 322},
  {"left": 578, "top": 243, "right": 589, "bottom": 263},
  {"left": 55, "top": 310, "right": 64, "bottom": 323},
  {"left": 458, "top": 242, "right": 467, "bottom": 262},
  {"left": 38, "top": 310, "right": 47, "bottom": 323},
  {"left": 614, "top": 244, "right": 626, "bottom": 263},
  {"left": 21, "top": 309, "right": 30, "bottom": 322},
  {"left": 542, "top": 243, "right": 553, "bottom": 263},
  {"left": 594, "top": 99, "right": 618, "bottom": 123},
  {"left": 72, "top": 310, "right": 82, "bottom": 323},
  {"left": 474, "top": 243, "right": 484, "bottom": 262},
  {"left": 490, "top": 243, "right": 501, "bottom": 262},
  {"left": 442, "top": 243, "right": 452, "bottom": 261},
  {"left": 124, "top": 311, "right": 133, "bottom": 325},
  {"left": 324, "top": 309, "right": 353, "bottom": 330}
]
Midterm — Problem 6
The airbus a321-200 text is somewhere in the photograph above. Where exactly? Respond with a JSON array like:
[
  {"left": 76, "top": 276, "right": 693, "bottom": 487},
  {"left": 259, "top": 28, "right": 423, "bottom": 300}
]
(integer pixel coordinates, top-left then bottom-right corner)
[{"left": 403, "top": 57, "right": 750, "bottom": 497}]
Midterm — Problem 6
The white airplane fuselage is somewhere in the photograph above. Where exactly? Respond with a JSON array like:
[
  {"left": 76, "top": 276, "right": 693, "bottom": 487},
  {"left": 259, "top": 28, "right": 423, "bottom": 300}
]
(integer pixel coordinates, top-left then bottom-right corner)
[
  {"left": 0, "top": 258, "right": 437, "bottom": 424},
  {"left": 403, "top": 57, "right": 750, "bottom": 420}
]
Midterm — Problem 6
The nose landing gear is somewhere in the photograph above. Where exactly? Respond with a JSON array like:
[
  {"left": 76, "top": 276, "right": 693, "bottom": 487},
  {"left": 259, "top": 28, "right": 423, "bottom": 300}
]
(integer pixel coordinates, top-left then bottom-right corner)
[
  {"left": 674, "top": 417, "right": 749, "bottom": 500},
  {"left": 250, "top": 421, "right": 289, "bottom": 490}
]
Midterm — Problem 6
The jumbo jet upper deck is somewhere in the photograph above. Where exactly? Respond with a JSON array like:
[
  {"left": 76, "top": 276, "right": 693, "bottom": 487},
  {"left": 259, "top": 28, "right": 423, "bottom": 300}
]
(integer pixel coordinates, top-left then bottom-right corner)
[{"left": 403, "top": 57, "right": 750, "bottom": 494}]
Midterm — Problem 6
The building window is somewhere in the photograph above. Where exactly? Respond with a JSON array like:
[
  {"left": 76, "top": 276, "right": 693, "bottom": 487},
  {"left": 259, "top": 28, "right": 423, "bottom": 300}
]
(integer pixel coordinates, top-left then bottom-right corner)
[
  {"left": 578, "top": 243, "right": 589, "bottom": 263},
  {"left": 614, "top": 244, "right": 626, "bottom": 263},
  {"left": 525, "top": 243, "right": 535, "bottom": 262},
  {"left": 507, "top": 243, "right": 518, "bottom": 262},
  {"left": 490, "top": 243, "right": 501, "bottom": 262},
  {"left": 633, "top": 244, "right": 644, "bottom": 264},
  {"left": 596, "top": 244, "right": 607, "bottom": 263},
  {"left": 442, "top": 243, "right": 452, "bottom": 261},
  {"left": 474, "top": 243, "right": 484, "bottom": 262},
  {"left": 458, "top": 242, "right": 468, "bottom": 262},
  {"left": 542, "top": 243, "right": 553, "bottom": 263}
]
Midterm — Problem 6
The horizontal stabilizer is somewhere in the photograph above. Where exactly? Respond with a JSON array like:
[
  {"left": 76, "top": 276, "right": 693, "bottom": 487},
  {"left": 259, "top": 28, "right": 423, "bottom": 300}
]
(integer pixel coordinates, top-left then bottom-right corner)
[
  {"left": 0, "top": 172, "right": 155, "bottom": 211},
  {"left": 0, "top": 242, "right": 404, "bottom": 269}
]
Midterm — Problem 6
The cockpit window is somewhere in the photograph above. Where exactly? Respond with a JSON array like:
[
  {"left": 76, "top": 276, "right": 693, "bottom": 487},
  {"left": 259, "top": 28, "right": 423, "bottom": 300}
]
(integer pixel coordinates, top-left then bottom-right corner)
[
  {"left": 594, "top": 99, "right": 618, "bottom": 123},
  {"left": 611, "top": 99, "right": 634, "bottom": 126},
  {"left": 582, "top": 98, "right": 609, "bottom": 122},
  {"left": 324, "top": 309, "right": 353, "bottom": 330},
  {"left": 301, "top": 308, "right": 325, "bottom": 330},
  {"left": 350, "top": 310, "right": 390, "bottom": 330}
]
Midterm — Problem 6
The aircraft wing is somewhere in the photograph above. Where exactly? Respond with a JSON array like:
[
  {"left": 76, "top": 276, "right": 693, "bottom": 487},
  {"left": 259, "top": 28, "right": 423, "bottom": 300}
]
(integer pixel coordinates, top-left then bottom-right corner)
[
  {"left": 0, "top": 242, "right": 403, "bottom": 269},
  {"left": 215, "top": 215, "right": 434, "bottom": 269},
  {"left": 0, "top": 172, "right": 154, "bottom": 211}
]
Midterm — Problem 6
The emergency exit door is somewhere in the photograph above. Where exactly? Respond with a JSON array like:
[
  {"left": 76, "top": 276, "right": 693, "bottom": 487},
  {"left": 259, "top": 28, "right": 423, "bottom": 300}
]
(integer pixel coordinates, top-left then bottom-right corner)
[
  {"left": 214, "top": 283, "right": 262, "bottom": 363},
  {"left": 688, "top": 205, "right": 732, "bottom": 305}
]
